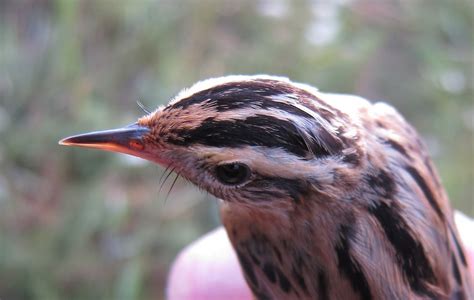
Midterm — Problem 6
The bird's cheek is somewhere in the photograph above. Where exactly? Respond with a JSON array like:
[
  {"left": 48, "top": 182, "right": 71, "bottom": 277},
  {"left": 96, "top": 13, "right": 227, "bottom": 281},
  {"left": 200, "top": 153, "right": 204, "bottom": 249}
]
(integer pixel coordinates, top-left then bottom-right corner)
[
  {"left": 130, "top": 145, "right": 172, "bottom": 167},
  {"left": 146, "top": 154, "right": 174, "bottom": 167}
]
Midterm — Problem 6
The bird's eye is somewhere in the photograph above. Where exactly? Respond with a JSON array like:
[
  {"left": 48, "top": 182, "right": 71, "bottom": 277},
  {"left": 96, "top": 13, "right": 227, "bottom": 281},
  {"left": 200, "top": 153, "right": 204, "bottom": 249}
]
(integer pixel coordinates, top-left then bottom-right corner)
[{"left": 215, "top": 163, "right": 251, "bottom": 185}]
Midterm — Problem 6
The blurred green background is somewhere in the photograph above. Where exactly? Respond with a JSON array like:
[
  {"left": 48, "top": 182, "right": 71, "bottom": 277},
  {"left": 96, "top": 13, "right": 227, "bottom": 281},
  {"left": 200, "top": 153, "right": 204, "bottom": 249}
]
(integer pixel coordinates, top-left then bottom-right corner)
[{"left": 0, "top": 0, "right": 472, "bottom": 299}]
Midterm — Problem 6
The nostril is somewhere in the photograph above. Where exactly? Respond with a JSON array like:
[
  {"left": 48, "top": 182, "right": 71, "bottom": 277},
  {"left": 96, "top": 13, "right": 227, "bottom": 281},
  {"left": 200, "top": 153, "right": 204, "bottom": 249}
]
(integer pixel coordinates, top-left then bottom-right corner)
[{"left": 129, "top": 140, "right": 144, "bottom": 150}]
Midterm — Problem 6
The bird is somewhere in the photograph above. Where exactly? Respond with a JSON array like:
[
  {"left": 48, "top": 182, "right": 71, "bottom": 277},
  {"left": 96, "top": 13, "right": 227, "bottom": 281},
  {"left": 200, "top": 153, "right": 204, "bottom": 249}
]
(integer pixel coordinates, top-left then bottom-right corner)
[{"left": 60, "top": 75, "right": 472, "bottom": 299}]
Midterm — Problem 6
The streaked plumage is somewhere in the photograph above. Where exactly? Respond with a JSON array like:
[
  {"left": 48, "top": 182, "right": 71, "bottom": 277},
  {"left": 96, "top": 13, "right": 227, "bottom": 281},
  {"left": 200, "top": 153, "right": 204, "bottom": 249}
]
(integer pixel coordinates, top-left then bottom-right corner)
[{"left": 61, "top": 75, "right": 473, "bottom": 299}]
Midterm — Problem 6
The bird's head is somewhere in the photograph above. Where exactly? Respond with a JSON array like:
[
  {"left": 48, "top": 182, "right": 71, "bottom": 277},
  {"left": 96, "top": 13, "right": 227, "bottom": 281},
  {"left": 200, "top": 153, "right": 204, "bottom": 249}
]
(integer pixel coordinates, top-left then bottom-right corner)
[{"left": 60, "top": 75, "right": 362, "bottom": 211}]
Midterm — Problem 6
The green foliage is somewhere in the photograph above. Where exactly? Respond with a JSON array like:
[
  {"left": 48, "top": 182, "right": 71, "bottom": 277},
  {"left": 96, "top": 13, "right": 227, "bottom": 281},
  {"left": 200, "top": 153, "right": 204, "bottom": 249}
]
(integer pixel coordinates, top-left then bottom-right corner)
[{"left": 0, "top": 0, "right": 472, "bottom": 299}]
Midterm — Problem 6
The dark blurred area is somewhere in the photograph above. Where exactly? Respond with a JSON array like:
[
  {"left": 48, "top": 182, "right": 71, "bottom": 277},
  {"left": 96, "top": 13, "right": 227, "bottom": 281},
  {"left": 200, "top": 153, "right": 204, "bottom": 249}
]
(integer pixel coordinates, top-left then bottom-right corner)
[{"left": 0, "top": 0, "right": 472, "bottom": 299}]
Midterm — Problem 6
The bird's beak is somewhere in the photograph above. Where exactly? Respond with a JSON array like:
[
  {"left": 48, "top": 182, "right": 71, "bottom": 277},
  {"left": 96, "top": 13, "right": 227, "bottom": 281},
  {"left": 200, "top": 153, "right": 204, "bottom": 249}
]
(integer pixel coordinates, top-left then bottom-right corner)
[{"left": 59, "top": 123, "right": 151, "bottom": 159}]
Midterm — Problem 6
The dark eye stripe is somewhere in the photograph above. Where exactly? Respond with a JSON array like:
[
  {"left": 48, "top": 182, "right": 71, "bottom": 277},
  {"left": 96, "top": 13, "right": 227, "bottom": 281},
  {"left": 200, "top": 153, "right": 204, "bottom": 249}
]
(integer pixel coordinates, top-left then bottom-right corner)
[{"left": 168, "top": 115, "right": 334, "bottom": 158}]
